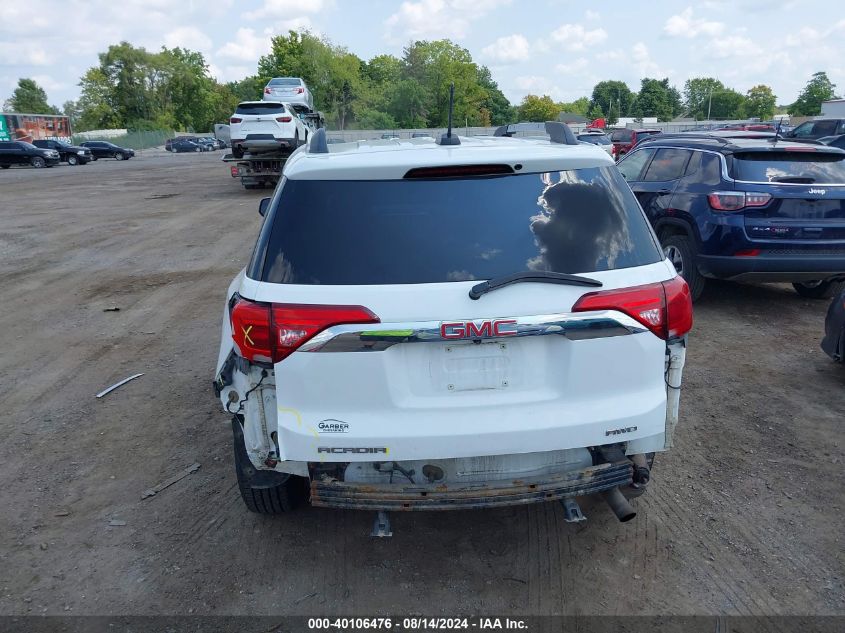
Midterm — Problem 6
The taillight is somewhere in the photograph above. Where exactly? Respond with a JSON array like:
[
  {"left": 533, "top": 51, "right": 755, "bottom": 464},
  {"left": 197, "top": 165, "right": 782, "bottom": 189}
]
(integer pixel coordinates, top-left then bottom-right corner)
[
  {"left": 295, "top": 87, "right": 304, "bottom": 94},
  {"left": 276, "top": 116, "right": 292, "bottom": 123},
  {"left": 230, "top": 117, "right": 242, "bottom": 124},
  {"left": 708, "top": 191, "right": 771, "bottom": 211},
  {"left": 230, "top": 297, "right": 379, "bottom": 363},
  {"left": 572, "top": 277, "right": 692, "bottom": 340},
  {"left": 264, "top": 87, "right": 272, "bottom": 94}
]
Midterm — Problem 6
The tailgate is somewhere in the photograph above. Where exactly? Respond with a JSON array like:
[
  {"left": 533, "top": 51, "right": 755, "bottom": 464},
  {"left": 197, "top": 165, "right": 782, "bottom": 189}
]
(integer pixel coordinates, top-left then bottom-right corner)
[
  {"left": 741, "top": 184, "right": 845, "bottom": 242},
  {"left": 259, "top": 265, "right": 674, "bottom": 462}
]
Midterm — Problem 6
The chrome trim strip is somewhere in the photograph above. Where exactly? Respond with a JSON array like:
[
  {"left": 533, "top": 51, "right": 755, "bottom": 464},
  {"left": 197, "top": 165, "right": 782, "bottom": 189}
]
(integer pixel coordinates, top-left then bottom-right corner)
[{"left": 298, "top": 310, "right": 648, "bottom": 353}]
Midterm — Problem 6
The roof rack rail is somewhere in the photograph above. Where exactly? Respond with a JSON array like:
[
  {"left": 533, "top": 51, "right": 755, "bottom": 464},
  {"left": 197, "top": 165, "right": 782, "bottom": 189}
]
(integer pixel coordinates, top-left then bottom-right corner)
[
  {"left": 308, "top": 127, "right": 329, "bottom": 154},
  {"left": 493, "top": 121, "right": 579, "bottom": 145}
]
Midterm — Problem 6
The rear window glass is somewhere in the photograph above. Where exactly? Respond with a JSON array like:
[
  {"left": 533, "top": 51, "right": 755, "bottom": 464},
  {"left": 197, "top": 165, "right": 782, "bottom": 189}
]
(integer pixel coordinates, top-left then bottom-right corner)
[
  {"left": 611, "top": 130, "right": 632, "bottom": 142},
  {"left": 578, "top": 135, "right": 610, "bottom": 145},
  {"left": 732, "top": 151, "right": 845, "bottom": 183},
  {"left": 236, "top": 103, "right": 286, "bottom": 115},
  {"left": 249, "top": 168, "right": 662, "bottom": 285},
  {"left": 268, "top": 78, "right": 302, "bottom": 86}
]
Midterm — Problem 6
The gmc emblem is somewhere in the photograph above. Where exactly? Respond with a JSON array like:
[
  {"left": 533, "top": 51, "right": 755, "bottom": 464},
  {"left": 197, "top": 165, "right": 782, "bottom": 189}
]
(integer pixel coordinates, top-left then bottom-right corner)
[{"left": 440, "top": 319, "right": 518, "bottom": 339}]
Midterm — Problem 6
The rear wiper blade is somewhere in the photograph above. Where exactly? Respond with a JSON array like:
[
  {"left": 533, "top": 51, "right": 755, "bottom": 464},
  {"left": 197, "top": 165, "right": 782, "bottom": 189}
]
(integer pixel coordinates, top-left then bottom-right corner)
[
  {"left": 771, "top": 176, "right": 815, "bottom": 183},
  {"left": 469, "top": 271, "right": 602, "bottom": 300}
]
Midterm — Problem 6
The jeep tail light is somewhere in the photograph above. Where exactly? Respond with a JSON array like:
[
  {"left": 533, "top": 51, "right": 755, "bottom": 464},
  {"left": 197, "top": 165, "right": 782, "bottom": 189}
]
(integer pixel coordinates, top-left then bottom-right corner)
[
  {"left": 276, "top": 116, "right": 292, "bottom": 123},
  {"left": 230, "top": 297, "right": 379, "bottom": 363},
  {"left": 230, "top": 117, "right": 242, "bottom": 124},
  {"left": 708, "top": 191, "right": 771, "bottom": 211},
  {"left": 572, "top": 277, "right": 692, "bottom": 340}
]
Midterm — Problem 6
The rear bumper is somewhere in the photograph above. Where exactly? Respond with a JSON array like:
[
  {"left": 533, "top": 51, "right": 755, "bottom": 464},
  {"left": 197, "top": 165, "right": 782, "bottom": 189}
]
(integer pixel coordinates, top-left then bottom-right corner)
[
  {"left": 310, "top": 460, "right": 633, "bottom": 511},
  {"left": 240, "top": 135, "right": 295, "bottom": 153},
  {"left": 697, "top": 253, "right": 845, "bottom": 282}
]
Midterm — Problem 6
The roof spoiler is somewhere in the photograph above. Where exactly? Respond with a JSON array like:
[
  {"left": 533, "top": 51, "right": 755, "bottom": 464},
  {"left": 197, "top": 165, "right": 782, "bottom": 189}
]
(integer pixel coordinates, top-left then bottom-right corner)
[
  {"left": 308, "top": 127, "right": 329, "bottom": 154},
  {"left": 493, "top": 121, "right": 579, "bottom": 145}
]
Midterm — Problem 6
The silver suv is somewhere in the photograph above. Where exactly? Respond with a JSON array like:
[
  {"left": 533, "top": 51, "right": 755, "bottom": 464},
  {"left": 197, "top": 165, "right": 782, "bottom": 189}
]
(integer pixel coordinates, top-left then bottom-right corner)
[{"left": 262, "top": 77, "right": 314, "bottom": 110}]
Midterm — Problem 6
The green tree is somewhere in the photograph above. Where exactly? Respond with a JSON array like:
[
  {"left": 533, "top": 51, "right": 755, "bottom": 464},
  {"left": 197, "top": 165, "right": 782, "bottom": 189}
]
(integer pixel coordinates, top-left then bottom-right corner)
[
  {"left": 386, "top": 79, "right": 430, "bottom": 128},
  {"left": 354, "top": 108, "right": 397, "bottom": 129},
  {"left": 683, "top": 77, "right": 724, "bottom": 119},
  {"left": 635, "top": 78, "right": 681, "bottom": 121},
  {"left": 477, "top": 66, "right": 515, "bottom": 125},
  {"left": 791, "top": 72, "right": 837, "bottom": 116},
  {"left": 708, "top": 88, "right": 746, "bottom": 119},
  {"left": 518, "top": 94, "right": 560, "bottom": 122},
  {"left": 227, "top": 76, "right": 266, "bottom": 102},
  {"left": 558, "top": 96, "right": 590, "bottom": 116},
  {"left": 6, "top": 78, "right": 58, "bottom": 114},
  {"left": 590, "top": 81, "right": 635, "bottom": 125},
  {"left": 744, "top": 84, "right": 776, "bottom": 119}
]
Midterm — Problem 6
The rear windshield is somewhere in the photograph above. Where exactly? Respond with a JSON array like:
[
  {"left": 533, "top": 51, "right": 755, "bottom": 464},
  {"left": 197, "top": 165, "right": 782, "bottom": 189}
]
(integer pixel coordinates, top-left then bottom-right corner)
[
  {"left": 268, "top": 78, "right": 301, "bottom": 86},
  {"left": 578, "top": 135, "right": 610, "bottom": 145},
  {"left": 732, "top": 151, "right": 845, "bottom": 183},
  {"left": 235, "top": 103, "right": 286, "bottom": 115},
  {"left": 249, "top": 168, "right": 662, "bottom": 284}
]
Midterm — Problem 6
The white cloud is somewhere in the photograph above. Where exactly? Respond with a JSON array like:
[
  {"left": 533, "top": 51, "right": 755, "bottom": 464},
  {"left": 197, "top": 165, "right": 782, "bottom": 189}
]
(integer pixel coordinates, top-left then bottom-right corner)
[
  {"left": 596, "top": 49, "right": 625, "bottom": 62},
  {"left": 163, "top": 27, "right": 212, "bottom": 53},
  {"left": 708, "top": 35, "right": 762, "bottom": 59},
  {"left": 481, "top": 34, "right": 530, "bottom": 64},
  {"left": 664, "top": 7, "right": 724, "bottom": 38},
  {"left": 585, "top": 10, "right": 601, "bottom": 21},
  {"left": 384, "top": 0, "right": 511, "bottom": 43},
  {"left": 631, "top": 42, "right": 664, "bottom": 77},
  {"left": 550, "top": 23, "right": 607, "bottom": 51},
  {"left": 0, "top": 41, "right": 54, "bottom": 66},
  {"left": 555, "top": 58, "right": 588, "bottom": 75},
  {"left": 245, "top": 0, "right": 325, "bottom": 20},
  {"left": 216, "top": 28, "right": 272, "bottom": 62}
]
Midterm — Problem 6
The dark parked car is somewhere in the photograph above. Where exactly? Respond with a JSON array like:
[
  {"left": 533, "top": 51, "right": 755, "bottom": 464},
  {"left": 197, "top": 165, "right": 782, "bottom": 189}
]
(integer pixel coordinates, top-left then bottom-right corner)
[
  {"left": 822, "top": 285, "right": 845, "bottom": 362},
  {"left": 166, "top": 138, "right": 204, "bottom": 153},
  {"left": 783, "top": 119, "right": 845, "bottom": 140},
  {"left": 0, "top": 140, "right": 60, "bottom": 168},
  {"left": 617, "top": 134, "right": 845, "bottom": 300},
  {"left": 610, "top": 128, "right": 661, "bottom": 158},
  {"left": 80, "top": 141, "right": 135, "bottom": 160},
  {"left": 32, "top": 139, "right": 93, "bottom": 165}
]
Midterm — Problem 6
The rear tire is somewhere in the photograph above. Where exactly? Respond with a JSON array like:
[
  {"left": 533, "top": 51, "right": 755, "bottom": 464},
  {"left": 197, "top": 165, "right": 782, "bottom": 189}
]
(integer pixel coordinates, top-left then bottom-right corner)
[
  {"left": 30, "top": 157, "right": 45, "bottom": 168},
  {"left": 793, "top": 280, "right": 843, "bottom": 299},
  {"left": 67, "top": 155, "right": 78, "bottom": 166},
  {"left": 115, "top": 152, "right": 124, "bottom": 161},
  {"left": 661, "top": 234, "right": 705, "bottom": 301},
  {"left": 232, "top": 418, "right": 307, "bottom": 514},
  {"left": 1, "top": 165, "right": 10, "bottom": 169}
]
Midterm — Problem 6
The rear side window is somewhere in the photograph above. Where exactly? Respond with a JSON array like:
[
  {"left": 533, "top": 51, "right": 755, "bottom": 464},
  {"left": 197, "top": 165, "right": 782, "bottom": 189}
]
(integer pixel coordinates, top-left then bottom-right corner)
[
  {"left": 811, "top": 121, "right": 838, "bottom": 137},
  {"left": 235, "top": 103, "right": 286, "bottom": 115},
  {"left": 268, "top": 78, "right": 301, "bottom": 86},
  {"left": 732, "top": 151, "right": 845, "bottom": 183},
  {"left": 249, "top": 168, "right": 662, "bottom": 284},
  {"left": 643, "top": 148, "right": 690, "bottom": 181}
]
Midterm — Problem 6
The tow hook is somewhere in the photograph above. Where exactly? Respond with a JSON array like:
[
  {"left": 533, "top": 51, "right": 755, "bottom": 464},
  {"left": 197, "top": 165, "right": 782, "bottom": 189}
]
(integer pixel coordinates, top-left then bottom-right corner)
[
  {"left": 371, "top": 510, "right": 392, "bottom": 538},
  {"left": 631, "top": 453, "right": 651, "bottom": 489},
  {"left": 561, "top": 498, "right": 586, "bottom": 523}
]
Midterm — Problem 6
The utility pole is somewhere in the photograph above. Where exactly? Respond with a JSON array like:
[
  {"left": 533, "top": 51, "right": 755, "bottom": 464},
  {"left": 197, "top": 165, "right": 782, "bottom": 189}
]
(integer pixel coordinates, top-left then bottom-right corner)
[{"left": 707, "top": 87, "right": 713, "bottom": 121}]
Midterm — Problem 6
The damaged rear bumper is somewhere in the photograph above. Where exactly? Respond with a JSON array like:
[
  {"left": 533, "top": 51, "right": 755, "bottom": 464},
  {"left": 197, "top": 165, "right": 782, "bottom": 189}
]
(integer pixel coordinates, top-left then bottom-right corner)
[{"left": 310, "top": 460, "right": 633, "bottom": 511}]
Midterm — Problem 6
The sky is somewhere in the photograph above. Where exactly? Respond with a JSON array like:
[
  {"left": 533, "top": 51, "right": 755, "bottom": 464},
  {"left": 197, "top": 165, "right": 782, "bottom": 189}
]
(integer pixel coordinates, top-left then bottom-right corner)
[{"left": 1, "top": 0, "right": 843, "bottom": 109}]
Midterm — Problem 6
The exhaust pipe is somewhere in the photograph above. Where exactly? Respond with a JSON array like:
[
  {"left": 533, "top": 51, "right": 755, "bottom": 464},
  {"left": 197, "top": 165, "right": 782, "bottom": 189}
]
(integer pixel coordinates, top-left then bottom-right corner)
[{"left": 601, "top": 486, "right": 637, "bottom": 522}]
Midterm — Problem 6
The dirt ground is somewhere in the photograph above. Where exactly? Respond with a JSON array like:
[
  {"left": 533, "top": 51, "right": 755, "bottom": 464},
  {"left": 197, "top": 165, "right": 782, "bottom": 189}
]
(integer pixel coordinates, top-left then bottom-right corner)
[{"left": 0, "top": 152, "right": 843, "bottom": 617}]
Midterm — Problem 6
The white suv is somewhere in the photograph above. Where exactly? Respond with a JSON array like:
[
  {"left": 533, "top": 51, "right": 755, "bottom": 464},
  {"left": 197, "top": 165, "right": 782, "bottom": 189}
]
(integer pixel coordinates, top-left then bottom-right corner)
[
  {"left": 214, "top": 123, "right": 692, "bottom": 526},
  {"left": 229, "top": 101, "right": 309, "bottom": 158}
]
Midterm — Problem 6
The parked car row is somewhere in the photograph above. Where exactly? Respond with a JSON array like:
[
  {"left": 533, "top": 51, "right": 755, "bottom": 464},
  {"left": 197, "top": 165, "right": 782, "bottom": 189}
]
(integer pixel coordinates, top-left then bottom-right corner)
[
  {"left": 165, "top": 136, "right": 226, "bottom": 153},
  {"left": 0, "top": 139, "right": 135, "bottom": 169}
]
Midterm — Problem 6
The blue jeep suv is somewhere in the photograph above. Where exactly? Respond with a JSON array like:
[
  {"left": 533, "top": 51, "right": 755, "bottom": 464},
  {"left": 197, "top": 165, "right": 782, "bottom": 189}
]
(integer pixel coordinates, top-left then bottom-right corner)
[{"left": 618, "top": 134, "right": 845, "bottom": 300}]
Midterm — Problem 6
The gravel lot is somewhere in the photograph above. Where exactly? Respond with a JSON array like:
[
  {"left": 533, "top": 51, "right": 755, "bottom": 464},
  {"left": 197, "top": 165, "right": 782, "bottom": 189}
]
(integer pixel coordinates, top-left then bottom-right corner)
[{"left": 0, "top": 152, "right": 843, "bottom": 617}]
